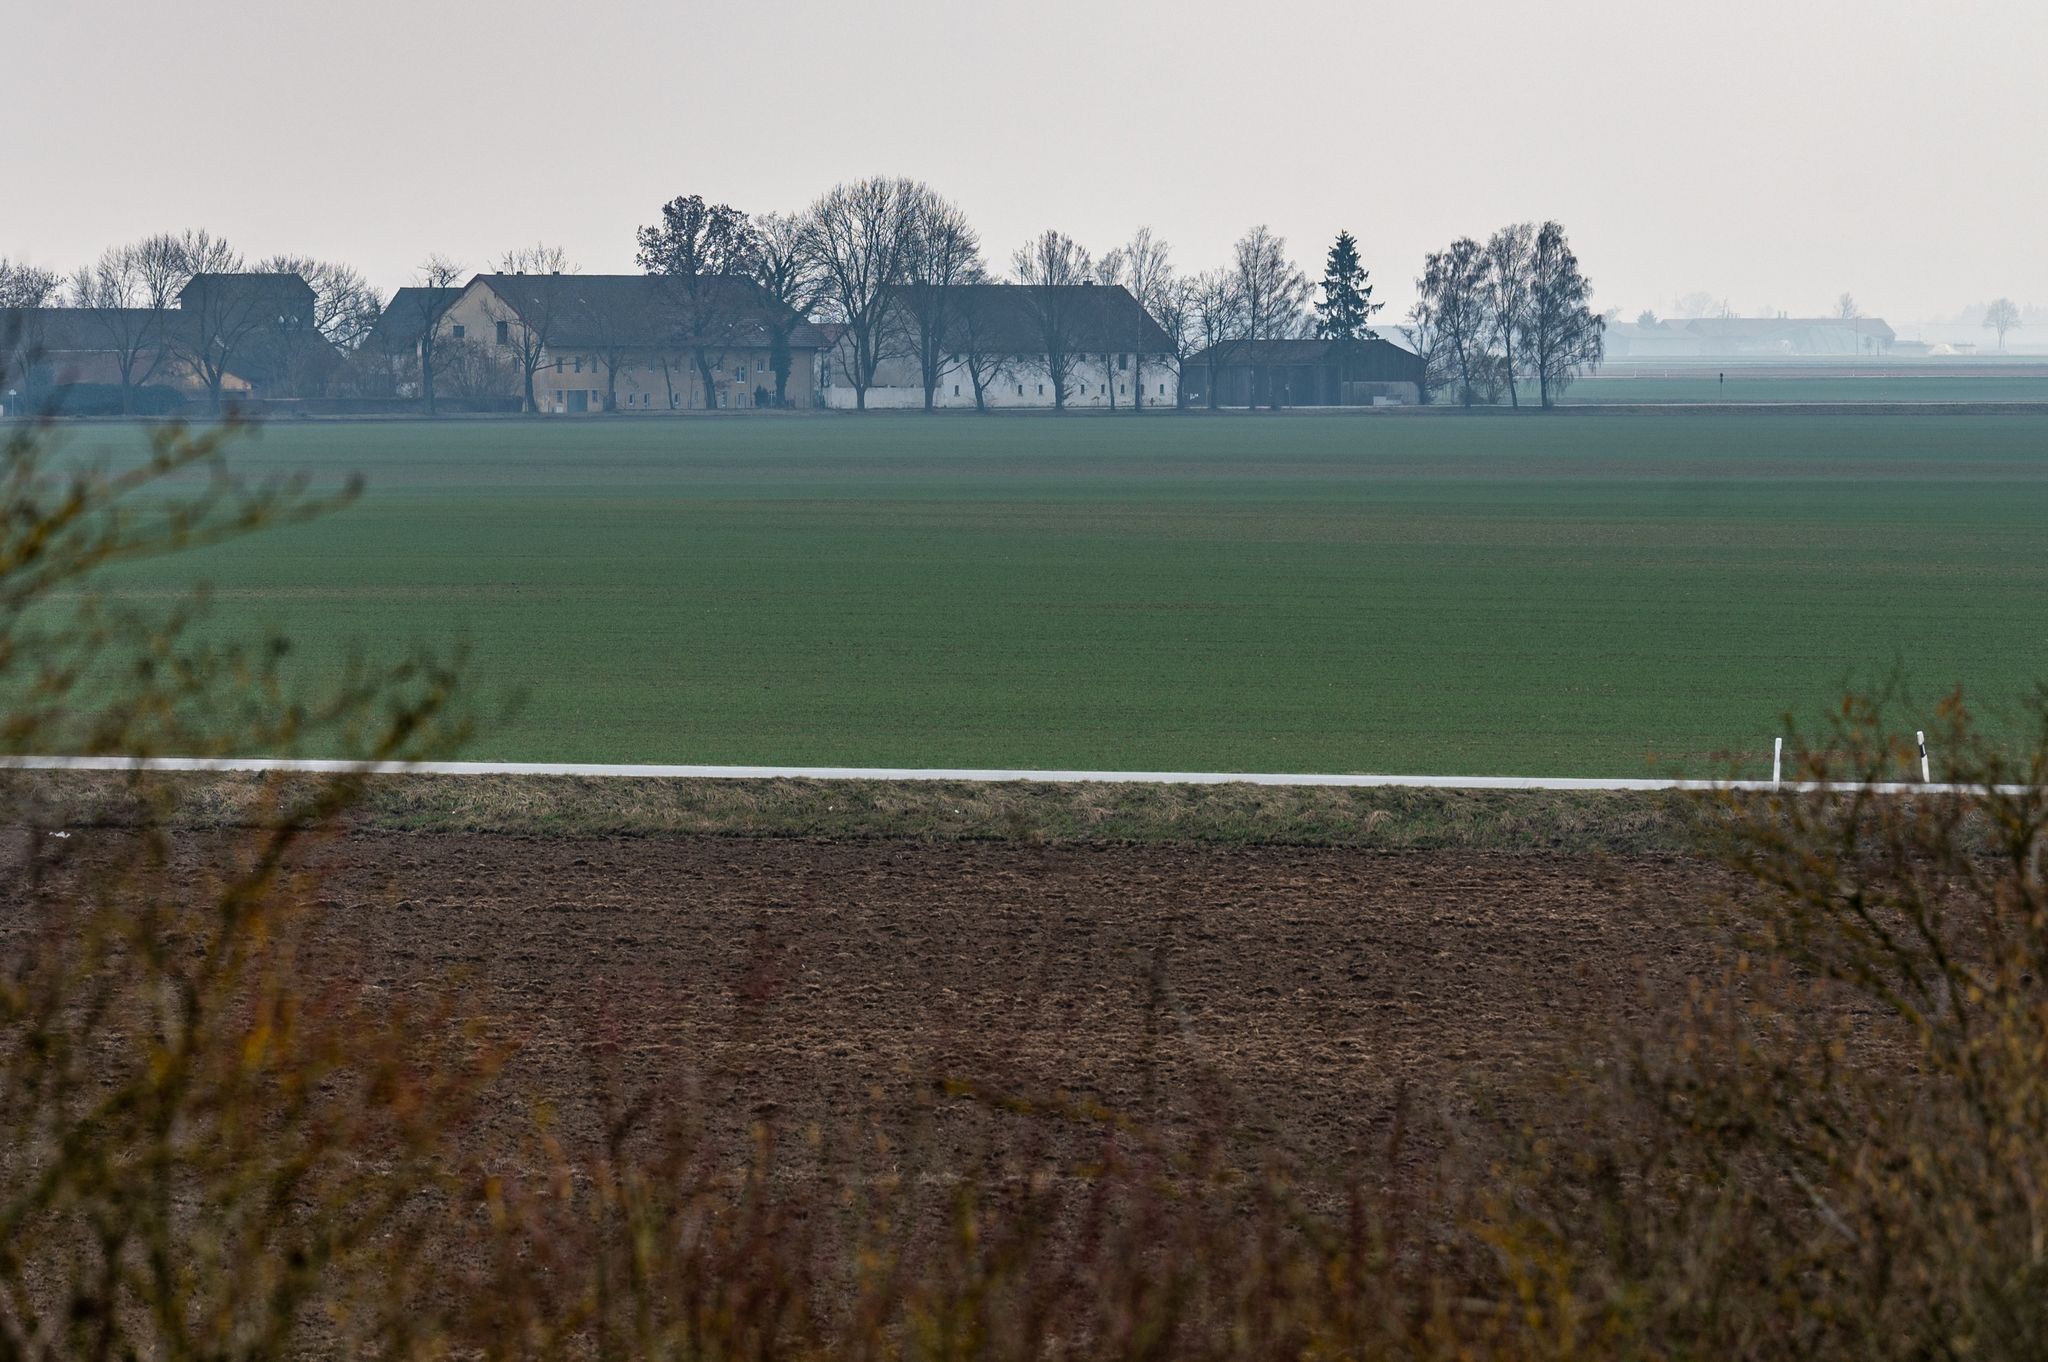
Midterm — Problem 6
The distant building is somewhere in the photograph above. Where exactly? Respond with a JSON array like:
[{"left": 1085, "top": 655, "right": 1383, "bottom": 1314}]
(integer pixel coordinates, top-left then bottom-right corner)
[
  {"left": 361, "top": 286, "right": 463, "bottom": 392},
  {"left": 1608, "top": 316, "right": 1897, "bottom": 359},
  {"left": 1179, "top": 338, "right": 1425, "bottom": 408},
  {"left": 822, "top": 283, "right": 1177, "bottom": 410},
  {"left": 1, "top": 271, "right": 324, "bottom": 408},
  {"left": 1600, "top": 322, "right": 1707, "bottom": 359},
  {"left": 432, "top": 273, "right": 825, "bottom": 411}
]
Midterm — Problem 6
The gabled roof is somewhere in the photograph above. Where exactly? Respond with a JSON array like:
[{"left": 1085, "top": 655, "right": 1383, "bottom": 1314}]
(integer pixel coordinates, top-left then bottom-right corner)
[
  {"left": 467, "top": 273, "right": 824, "bottom": 350},
  {"left": 882, "top": 283, "right": 1172, "bottom": 354},
  {"left": 364, "top": 287, "right": 462, "bottom": 354},
  {"left": 1, "top": 307, "right": 168, "bottom": 352},
  {"left": 1186, "top": 337, "right": 1425, "bottom": 378},
  {"left": 177, "top": 272, "right": 316, "bottom": 313}
]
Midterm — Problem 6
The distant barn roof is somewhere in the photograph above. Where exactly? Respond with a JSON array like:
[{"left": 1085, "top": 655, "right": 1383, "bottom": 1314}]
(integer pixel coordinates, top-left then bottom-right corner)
[
  {"left": 1186, "top": 336, "right": 1425, "bottom": 381},
  {"left": 471, "top": 273, "right": 825, "bottom": 350},
  {"left": 1674, "top": 316, "right": 1896, "bottom": 343},
  {"left": 177, "top": 272, "right": 316, "bottom": 313},
  {"left": 883, "top": 283, "right": 1172, "bottom": 353}
]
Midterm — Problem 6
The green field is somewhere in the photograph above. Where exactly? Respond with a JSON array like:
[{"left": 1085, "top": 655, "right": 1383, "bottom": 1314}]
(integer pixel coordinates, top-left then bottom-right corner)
[
  {"left": 72, "top": 412, "right": 2048, "bottom": 778},
  {"left": 1568, "top": 372, "right": 2048, "bottom": 405}
]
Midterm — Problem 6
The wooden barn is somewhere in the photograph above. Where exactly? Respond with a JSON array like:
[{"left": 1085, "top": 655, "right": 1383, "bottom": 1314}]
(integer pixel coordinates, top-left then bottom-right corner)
[{"left": 1181, "top": 338, "right": 1425, "bottom": 408}]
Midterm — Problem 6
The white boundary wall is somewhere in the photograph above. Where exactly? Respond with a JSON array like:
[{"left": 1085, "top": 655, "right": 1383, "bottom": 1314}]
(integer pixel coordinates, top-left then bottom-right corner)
[{"left": 0, "top": 756, "right": 2022, "bottom": 797}]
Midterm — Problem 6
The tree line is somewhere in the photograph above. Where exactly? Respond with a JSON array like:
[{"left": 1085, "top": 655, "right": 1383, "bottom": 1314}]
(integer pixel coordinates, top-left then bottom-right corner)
[
  {"left": 1407, "top": 223, "right": 1605, "bottom": 410},
  {"left": 2, "top": 180, "right": 1606, "bottom": 413}
]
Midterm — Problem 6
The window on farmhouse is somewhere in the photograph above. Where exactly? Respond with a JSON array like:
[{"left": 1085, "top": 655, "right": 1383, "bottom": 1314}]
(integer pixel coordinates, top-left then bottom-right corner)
[
  {"left": 495, "top": 320, "right": 509, "bottom": 344},
  {"left": 1119, "top": 354, "right": 1128, "bottom": 370},
  {"left": 573, "top": 357, "right": 582, "bottom": 373},
  {"left": 451, "top": 324, "right": 465, "bottom": 340},
  {"left": 555, "top": 358, "right": 563, "bottom": 373}
]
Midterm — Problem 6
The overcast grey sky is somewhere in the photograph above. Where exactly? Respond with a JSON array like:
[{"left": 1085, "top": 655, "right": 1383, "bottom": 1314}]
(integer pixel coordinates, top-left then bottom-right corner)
[{"left": 5, "top": 0, "right": 2042, "bottom": 322}]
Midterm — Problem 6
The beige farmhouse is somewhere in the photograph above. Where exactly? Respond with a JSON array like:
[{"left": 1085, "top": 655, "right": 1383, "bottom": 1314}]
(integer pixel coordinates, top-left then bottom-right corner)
[{"left": 431, "top": 274, "right": 825, "bottom": 412}]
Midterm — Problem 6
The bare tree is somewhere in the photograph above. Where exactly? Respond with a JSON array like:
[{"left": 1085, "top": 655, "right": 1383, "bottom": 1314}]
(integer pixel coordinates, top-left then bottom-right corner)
[
  {"left": 1228, "top": 225, "right": 1309, "bottom": 408},
  {"left": 1090, "top": 250, "right": 1127, "bottom": 409},
  {"left": 1010, "top": 230, "right": 1096, "bottom": 410},
  {"left": 1836, "top": 292, "right": 1862, "bottom": 320},
  {"left": 406, "top": 256, "right": 465, "bottom": 415},
  {"left": 257, "top": 256, "right": 382, "bottom": 351},
  {"left": 159, "top": 234, "right": 281, "bottom": 413},
  {"left": 897, "top": 187, "right": 982, "bottom": 411},
  {"left": 945, "top": 275, "right": 1015, "bottom": 412},
  {"left": 636, "top": 195, "right": 761, "bottom": 408},
  {"left": 1674, "top": 290, "right": 1718, "bottom": 319},
  {"left": 126, "top": 234, "right": 188, "bottom": 311},
  {"left": 750, "top": 212, "right": 823, "bottom": 407},
  {"left": 1482, "top": 223, "right": 1535, "bottom": 408},
  {"left": 1190, "top": 268, "right": 1242, "bottom": 410},
  {"left": 0, "top": 261, "right": 61, "bottom": 308},
  {"left": 1146, "top": 274, "right": 1200, "bottom": 410},
  {"left": 1416, "top": 238, "right": 1492, "bottom": 407},
  {"left": 1120, "top": 228, "right": 1175, "bottom": 410},
  {"left": 585, "top": 295, "right": 638, "bottom": 413},
  {"left": 68, "top": 245, "right": 168, "bottom": 412},
  {"left": 440, "top": 336, "right": 514, "bottom": 401},
  {"left": 486, "top": 244, "right": 576, "bottom": 414},
  {"left": 800, "top": 177, "right": 919, "bottom": 410},
  {"left": 1984, "top": 297, "right": 2022, "bottom": 352},
  {"left": 1523, "top": 221, "right": 1604, "bottom": 408},
  {"left": 1398, "top": 303, "right": 1453, "bottom": 406},
  {"left": 252, "top": 256, "right": 382, "bottom": 396}
]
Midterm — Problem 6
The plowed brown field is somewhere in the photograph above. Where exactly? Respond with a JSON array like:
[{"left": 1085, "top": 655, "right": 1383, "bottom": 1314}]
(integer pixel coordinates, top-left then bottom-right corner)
[{"left": 220, "top": 831, "right": 1733, "bottom": 1169}]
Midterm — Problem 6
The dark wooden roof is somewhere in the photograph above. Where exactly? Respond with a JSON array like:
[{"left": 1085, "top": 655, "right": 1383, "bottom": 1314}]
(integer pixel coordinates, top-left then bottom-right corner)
[
  {"left": 884, "top": 283, "right": 1171, "bottom": 353},
  {"left": 1187, "top": 337, "right": 1425, "bottom": 381},
  {"left": 472, "top": 274, "right": 825, "bottom": 350}
]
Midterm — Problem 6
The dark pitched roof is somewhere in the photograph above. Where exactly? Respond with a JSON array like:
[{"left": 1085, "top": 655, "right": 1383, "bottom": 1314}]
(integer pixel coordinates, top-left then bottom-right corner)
[
  {"left": 471, "top": 273, "right": 824, "bottom": 350},
  {"left": 177, "top": 272, "right": 317, "bottom": 316},
  {"left": 1, "top": 307, "right": 165, "bottom": 352},
  {"left": 1187, "top": 337, "right": 1425, "bottom": 380},
  {"left": 364, "top": 287, "right": 462, "bottom": 354},
  {"left": 882, "top": 283, "right": 1171, "bottom": 353}
]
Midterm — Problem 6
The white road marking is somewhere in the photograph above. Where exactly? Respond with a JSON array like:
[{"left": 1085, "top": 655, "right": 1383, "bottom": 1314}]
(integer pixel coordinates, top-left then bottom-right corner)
[{"left": 0, "top": 755, "right": 2025, "bottom": 796}]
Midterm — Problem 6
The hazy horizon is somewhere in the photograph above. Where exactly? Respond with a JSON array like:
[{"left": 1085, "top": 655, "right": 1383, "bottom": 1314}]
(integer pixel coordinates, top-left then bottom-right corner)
[{"left": 6, "top": 0, "right": 2043, "bottom": 323}]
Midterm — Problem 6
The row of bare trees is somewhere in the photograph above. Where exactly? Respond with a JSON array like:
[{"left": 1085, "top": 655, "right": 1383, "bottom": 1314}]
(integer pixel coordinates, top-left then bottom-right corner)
[
  {"left": 1410, "top": 222, "right": 1604, "bottom": 409},
  {"left": 630, "top": 179, "right": 1404, "bottom": 412}
]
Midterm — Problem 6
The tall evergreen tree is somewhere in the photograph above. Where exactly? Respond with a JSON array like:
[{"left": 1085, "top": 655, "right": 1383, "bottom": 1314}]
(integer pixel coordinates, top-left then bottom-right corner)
[{"left": 1313, "top": 231, "right": 1380, "bottom": 342}]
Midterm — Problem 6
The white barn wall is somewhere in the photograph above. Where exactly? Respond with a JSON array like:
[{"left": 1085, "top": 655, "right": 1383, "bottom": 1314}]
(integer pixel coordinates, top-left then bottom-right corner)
[{"left": 823, "top": 350, "right": 1179, "bottom": 410}]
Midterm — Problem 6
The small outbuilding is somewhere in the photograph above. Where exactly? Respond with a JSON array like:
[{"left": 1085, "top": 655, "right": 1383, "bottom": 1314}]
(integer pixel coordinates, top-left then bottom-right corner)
[{"left": 1180, "top": 337, "right": 1425, "bottom": 408}]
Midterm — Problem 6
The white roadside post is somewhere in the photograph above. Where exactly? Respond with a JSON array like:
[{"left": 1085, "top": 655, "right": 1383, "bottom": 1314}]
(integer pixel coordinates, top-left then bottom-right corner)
[
  {"left": 1917, "top": 730, "right": 1930, "bottom": 784},
  {"left": 1773, "top": 737, "right": 1783, "bottom": 789}
]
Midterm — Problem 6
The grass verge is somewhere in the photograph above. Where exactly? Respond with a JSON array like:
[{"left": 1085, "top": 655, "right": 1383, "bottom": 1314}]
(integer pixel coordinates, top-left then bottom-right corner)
[{"left": 4, "top": 770, "right": 1715, "bottom": 853}]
